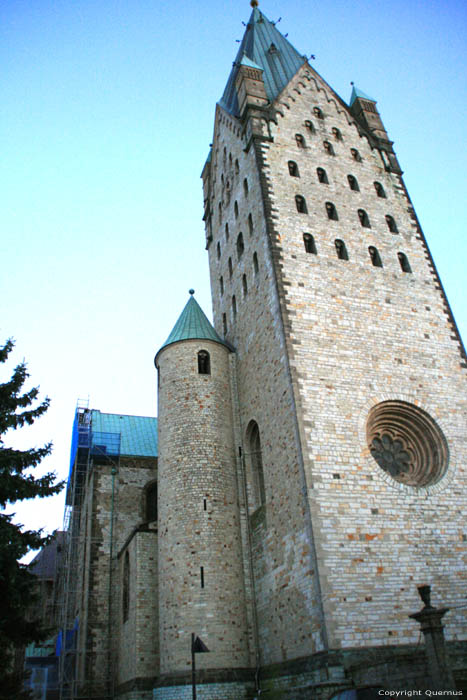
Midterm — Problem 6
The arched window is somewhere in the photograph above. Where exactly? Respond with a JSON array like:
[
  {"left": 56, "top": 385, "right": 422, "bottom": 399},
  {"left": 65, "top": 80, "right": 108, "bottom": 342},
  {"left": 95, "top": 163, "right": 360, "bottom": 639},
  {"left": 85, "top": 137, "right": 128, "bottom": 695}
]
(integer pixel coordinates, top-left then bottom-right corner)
[
  {"left": 234, "top": 201, "right": 239, "bottom": 219},
  {"left": 398, "top": 252, "right": 412, "bottom": 273},
  {"left": 295, "top": 133, "right": 306, "bottom": 148},
  {"left": 313, "top": 106, "right": 324, "bottom": 119},
  {"left": 236, "top": 232, "right": 244, "bottom": 259},
  {"left": 242, "top": 274, "right": 248, "bottom": 297},
  {"left": 246, "top": 421, "right": 266, "bottom": 509},
  {"left": 216, "top": 241, "right": 221, "bottom": 259},
  {"left": 243, "top": 178, "right": 249, "bottom": 197},
  {"left": 288, "top": 160, "right": 299, "bottom": 177},
  {"left": 225, "top": 222, "right": 229, "bottom": 240},
  {"left": 374, "top": 181, "right": 386, "bottom": 198},
  {"left": 303, "top": 233, "right": 317, "bottom": 254},
  {"left": 347, "top": 174, "right": 359, "bottom": 191},
  {"left": 332, "top": 126, "right": 342, "bottom": 140},
  {"left": 358, "top": 209, "right": 371, "bottom": 228},
  {"left": 295, "top": 195, "right": 307, "bottom": 213},
  {"left": 385, "top": 215, "right": 398, "bottom": 233},
  {"left": 248, "top": 213, "right": 253, "bottom": 236},
  {"left": 335, "top": 239, "right": 349, "bottom": 260},
  {"left": 228, "top": 256, "right": 233, "bottom": 279},
  {"left": 368, "top": 246, "right": 383, "bottom": 267},
  {"left": 122, "top": 552, "right": 130, "bottom": 622},
  {"left": 145, "top": 482, "right": 158, "bottom": 522},
  {"left": 350, "top": 148, "right": 362, "bottom": 162},
  {"left": 232, "top": 295, "right": 237, "bottom": 319},
  {"left": 304, "top": 119, "right": 314, "bottom": 132},
  {"left": 326, "top": 202, "right": 338, "bottom": 220},
  {"left": 198, "top": 350, "right": 210, "bottom": 374},
  {"left": 219, "top": 276, "right": 224, "bottom": 296},
  {"left": 317, "top": 167, "right": 328, "bottom": 184},
  {"left": 323, "top": 140, "right": 335, "bottom": 155},
  {"left": 253, "top": 252, "right": 259, "bottom": 277}
]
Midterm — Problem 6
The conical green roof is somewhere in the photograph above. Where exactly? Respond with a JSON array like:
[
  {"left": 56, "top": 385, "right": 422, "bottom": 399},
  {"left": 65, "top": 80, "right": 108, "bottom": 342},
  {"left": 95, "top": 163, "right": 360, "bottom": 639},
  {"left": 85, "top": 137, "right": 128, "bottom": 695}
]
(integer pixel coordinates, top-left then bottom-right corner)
[
  {"left": 349, "top": 85, "right": 376, "bottom": 106},
  {"left": 219, "top": 7, "right": 307, "bottom": 116},
  {"left": 156, "top": 291, "right": 229, "bottom": 358}
]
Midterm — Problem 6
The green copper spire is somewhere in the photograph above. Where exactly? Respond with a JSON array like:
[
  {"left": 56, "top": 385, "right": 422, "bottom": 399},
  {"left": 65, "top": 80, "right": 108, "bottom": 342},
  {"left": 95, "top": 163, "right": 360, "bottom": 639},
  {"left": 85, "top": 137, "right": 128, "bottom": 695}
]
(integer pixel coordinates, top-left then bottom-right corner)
[
  {"left": 220, "top": 6, "right": 307, "bottom": 116},
  {"left": 349, "top": 85, "right": 376, "bottom": 106},
  {"left": 156, "top": 290, "right": 230, "bottom": 358}
]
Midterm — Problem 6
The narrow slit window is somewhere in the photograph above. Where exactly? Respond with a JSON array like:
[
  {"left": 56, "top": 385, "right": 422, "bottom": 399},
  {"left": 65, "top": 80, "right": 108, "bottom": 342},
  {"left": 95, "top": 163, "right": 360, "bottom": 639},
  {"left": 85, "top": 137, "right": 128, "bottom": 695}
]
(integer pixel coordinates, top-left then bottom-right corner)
[
  {"left": 248, "top": 213, "right": 253, "bottom": 236},
  {"left": 198, "top": 350, "right": 210, "bottom": 375},
  {"left": 295, "top": 133, "right": 306, "bottom": 148},
  {"left": 303, "top": 233, "right": 317, "bottom": 254},
  {"left": 222, "top": 313, "right": 227, "bottom": 336},
  {"left": 323, "top": 140, "right": 335, "bottom": 155},
  {"left": 235, "top": 159, "right": 239, "bottom": 174},
  {"left": 326, "top": 202, "right": 338, "bottom": 220},
  {"left": 145, "top": 482, "right": 158, "bottom": 522},
  {"left": 219, "top": 276, "right": 224, "bottom": 296},
  {"left": 225, "top": 222, "right": 229, "bottom": 240},
  {"left": 369, "top": 246, "right": 383, "bottom": 267},
  {"left": 203, "top": 498, "right": 207, "bottom": 511},
  {"left": 228, "top": 257, "right": 233, "bottom": 279},
  {"left": 216, "top": 241, "right": 221, "bottom": 259},
  {"left": 218, "top": 202, "right": 222, "bottom": 222},
  {"left": 385, "top": 215, "right": 398, "bottom": 233},
  {"left": 335, "top": 239, "right": 349, "bottom": 260},
  {"left": 253, "top": 252, "right": 259, "bottom": 277},
  {"left": 295, "top": 195, "right": 307, "bottom": 213},
  {"left": 200, "top": 566, "right": 204, "bottom": 589},
  {"left": 242, "top": 273, "right": 248, "bottom": 297},
  {"left": 347, "top": 174, "right": 359, "bottom": 191},
  {"left": 288, "top": 160, "right": 299, "bottom": 177},
  {"left": 358, "top": 209, "right": 371, "bottom": 228},
  {"left": 247, "top": 421, "right": 266, "bottom": 508},
  {"left": 234, "top": 201, "right": 239, "bottom": 219},
  {"left": 398, "top": 252, "right": 412, "bottom": 273},
  {"left": 236, "top": 232, "right": 244, "bottom": 259},
  {"left": 317, "top": 167, "right": 328, "bottom": 184},
  {"left": 232, "top": 295, "right": 237, "bottom": 319},
  {"left": 374, "top": 181, "right": 386, "bottom": 198},
  {"left": 243, "top": 178, "right": 249, "bottom": 197}
]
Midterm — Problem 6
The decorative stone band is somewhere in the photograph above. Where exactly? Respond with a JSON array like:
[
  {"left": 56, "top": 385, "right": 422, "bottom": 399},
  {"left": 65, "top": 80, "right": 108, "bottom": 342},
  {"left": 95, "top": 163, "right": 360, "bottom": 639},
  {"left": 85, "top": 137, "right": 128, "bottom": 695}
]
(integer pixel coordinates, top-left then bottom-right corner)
[{"left": 366, "top": 400, "right": 449, "bottom": 488}]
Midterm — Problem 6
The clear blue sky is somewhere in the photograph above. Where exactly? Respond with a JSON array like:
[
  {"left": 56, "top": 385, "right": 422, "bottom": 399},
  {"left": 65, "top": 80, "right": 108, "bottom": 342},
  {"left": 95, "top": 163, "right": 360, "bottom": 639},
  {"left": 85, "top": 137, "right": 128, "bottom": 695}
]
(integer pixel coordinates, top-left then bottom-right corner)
[{"left": 1, "top": 0, "right": 466, "bottom": 548}]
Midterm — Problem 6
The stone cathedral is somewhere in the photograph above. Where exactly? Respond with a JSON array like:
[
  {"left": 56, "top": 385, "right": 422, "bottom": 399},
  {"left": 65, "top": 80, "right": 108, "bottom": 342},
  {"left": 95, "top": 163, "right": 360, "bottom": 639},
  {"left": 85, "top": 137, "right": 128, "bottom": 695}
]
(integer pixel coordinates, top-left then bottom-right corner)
[{"left": 49, "top": 4, "right": 466, "bottom": 700}]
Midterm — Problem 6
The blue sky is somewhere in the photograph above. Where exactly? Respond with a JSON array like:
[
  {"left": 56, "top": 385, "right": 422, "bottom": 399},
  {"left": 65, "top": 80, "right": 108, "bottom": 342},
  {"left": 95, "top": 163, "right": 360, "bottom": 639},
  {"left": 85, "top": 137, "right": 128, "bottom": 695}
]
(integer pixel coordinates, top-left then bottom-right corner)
[{"left": 1, "top": 0, "right": 466, "bottom": 547}]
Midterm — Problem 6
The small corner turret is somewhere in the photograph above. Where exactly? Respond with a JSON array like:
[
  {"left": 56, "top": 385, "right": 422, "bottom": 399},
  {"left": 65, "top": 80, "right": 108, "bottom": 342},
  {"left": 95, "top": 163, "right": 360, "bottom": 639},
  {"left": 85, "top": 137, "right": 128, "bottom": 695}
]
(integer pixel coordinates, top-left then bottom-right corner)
[{"left": 349, "top": 84, "right": 402, "bottom": 174}]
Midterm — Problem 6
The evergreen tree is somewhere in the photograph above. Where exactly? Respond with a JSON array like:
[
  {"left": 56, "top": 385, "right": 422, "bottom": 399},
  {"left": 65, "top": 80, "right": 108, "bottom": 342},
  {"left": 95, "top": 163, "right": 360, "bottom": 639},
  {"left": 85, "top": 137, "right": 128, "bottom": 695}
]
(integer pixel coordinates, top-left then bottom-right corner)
[{"left": 0, "top": 338, "right": 64, "bottom": 697}]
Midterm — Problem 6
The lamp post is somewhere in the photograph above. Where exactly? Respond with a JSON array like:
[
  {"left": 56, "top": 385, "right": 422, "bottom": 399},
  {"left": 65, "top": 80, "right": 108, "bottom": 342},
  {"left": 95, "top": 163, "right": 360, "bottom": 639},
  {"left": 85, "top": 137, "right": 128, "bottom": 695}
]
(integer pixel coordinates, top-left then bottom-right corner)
[{"left": 191, "top": 633, "right": 209, "bottom": 700}]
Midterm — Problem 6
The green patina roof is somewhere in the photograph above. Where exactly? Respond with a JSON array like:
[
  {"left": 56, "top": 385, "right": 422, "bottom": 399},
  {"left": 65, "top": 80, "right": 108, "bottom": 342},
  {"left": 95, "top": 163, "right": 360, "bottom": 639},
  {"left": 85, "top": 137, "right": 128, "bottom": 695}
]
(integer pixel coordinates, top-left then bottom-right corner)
[
  {"left": 349, "top": 85, "right": 376, "bottom": 106},
  {"left": 157, "top": 291, "right": 229, "bottom": 356},
  {"left": 91, "top": 410, "right": 158, "bottom": 457},
  {"left": 219, "top": 7, "right": 307, "bottom": 116}
]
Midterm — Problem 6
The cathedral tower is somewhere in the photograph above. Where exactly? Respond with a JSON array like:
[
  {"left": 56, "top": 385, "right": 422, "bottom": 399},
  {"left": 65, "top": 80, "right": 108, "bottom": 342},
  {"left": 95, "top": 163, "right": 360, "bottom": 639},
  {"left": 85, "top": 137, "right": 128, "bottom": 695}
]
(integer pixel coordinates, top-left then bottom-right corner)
[{"left": 201, "top": 3, "right": 466, "bottom": 693}]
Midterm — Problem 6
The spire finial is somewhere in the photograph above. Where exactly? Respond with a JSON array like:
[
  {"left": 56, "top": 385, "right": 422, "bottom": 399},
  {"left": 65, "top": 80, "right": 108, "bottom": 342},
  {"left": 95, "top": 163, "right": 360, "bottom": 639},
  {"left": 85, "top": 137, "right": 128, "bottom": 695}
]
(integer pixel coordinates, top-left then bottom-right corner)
[
  {"left": 189, "top": 289, "right": 195, "bottom": 295},
  {"left": 250, "top": 0, "right": 259, "bottom": 7}
]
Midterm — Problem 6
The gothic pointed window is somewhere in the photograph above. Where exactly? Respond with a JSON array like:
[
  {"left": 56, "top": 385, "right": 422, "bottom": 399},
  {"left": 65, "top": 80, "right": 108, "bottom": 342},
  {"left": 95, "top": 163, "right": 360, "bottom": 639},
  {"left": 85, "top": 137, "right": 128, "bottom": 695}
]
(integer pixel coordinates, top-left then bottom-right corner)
[
  {"left": 369, "top": 246, "right": 382, "bottom": 267},
  {"left": 295, "top": 195, "right": 307, "bottom": 213},
  {"left": 303, "top": 233, "right": 317, "bottom": 254},
  {"left": 385, "top": 215, "right": 398, "bottom": 233},
  {"left": 246, "top": 421, "right": 266, "bottom": 509},
  {"left": 198, "top": 350, "right": 210, "bottom": 375},
  {"left": 347, "top": 174, "right": 359, "bottom": 191},
  {"left": 304, "top": 120, "right": 314, "bottom": 132},
  {"left": 332, "top": 126, "right": 342, "bottom": 140},
  {"left": 351, "top": 148, "right": 362, "bottom": 162},
  {"left": 317, "top": 167, "right": 328, "bottom": 184},
  {"left": 237, "top": 232, "right": 244, "bottom": 259},
  {"left": 358, "top": 209, "right": 371, "bottom": 228},
  {"left": 374, "top": 181, "right": 386, "bottom": 198},
  {"left": 326, "top": 202, "right": 338, "bottom": 221},
  {"left": 242, "top": 274, "right": 248, "bottom": 298},
  {"left": 295, "top": 133, "right": 306, "bottom": 148},
  {"left": 288, "top": 161, "right": 299, "bottom": 177},
  {"left": 335, "top": 239, "right": 349, "bottom": 260},
  {"left": 323, "top": 140, "right": 335, "bottom": 155},
  {"left": 313, "top": 106, "right": 324, "bottom": 119},
  {"left": 398, "top": 252, "right": 412, "bottom": 273},
  {"left": 122, "top": 552, "right": 130, "bottom": 623},
  {"left": 243, "top": 178, "right": 249, "bottom": 197},
  {"left": 145, "top": 482, "right": 158, "bottom": 522}
]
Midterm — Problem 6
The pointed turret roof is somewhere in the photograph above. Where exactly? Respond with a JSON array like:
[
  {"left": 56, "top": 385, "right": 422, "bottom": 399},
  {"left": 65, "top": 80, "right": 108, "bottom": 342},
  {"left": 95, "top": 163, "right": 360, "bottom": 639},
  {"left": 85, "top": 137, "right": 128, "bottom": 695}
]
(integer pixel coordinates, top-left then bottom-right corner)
[
  {"left": 156, "top": 290, "right": 230, "bottom": 359},
  {"left": 349, "top": 85, "right": 376, "bottom": 106},
  {"left": 219, "top": 6, "right": 307, "bottom": 117}
]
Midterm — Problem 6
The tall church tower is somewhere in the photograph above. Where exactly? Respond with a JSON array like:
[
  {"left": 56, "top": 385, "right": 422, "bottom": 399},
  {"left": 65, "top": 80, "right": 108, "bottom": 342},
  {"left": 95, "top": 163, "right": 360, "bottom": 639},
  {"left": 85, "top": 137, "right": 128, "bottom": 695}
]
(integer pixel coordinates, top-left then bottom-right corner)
[{"left": 201, "top": 2, "right": 466, "bottom": 693}]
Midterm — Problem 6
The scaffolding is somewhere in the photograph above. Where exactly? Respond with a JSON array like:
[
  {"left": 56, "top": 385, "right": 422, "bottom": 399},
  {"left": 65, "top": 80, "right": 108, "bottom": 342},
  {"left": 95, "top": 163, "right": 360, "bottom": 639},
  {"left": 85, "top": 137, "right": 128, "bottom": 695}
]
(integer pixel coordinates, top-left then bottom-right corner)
[{"left": 56, "top": 401, "right": 121, "bottom": 700}]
